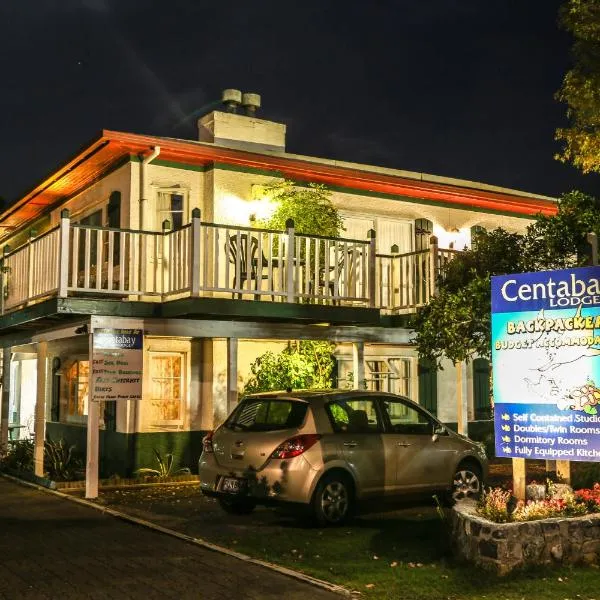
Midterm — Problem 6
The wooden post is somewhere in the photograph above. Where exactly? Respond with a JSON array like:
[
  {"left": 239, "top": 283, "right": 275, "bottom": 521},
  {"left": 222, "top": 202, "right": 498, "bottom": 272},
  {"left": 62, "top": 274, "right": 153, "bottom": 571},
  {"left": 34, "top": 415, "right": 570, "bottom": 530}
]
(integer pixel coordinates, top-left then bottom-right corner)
[
  {"left": 429, "top": 235, "right": 439, "bottom": 299},
  {"left": 58, "top": 209, "right": 70, "bottom": 298},
  {"left": 286, "top": 219, "right": 295, "bottom": 303},
  {"left": 352, "top": 342, "right": 365, "bottom": 390},
  {"left": 34, "top": 341, "right": 48, "bottom": 477},
  {"left": 162, "top": 220, "right": 171, "bottom": 296},
  {"left": 227, "top": 338, "right": 238, "bottom": 415},
  {"left": 512, "top": 457, "right": 526, "bottom": 500},
  {"left": 190, "top": 208, "right": 201, "bottom": 297},
  {"left": 586, "top": 232, "right": 598, "bottom": 265},
  {"left": 0, "top": 347, "right": 10, "bottom": 451},
  {"left": 556, "top": 460, "right": 571, "bottom": 484},
  {"left": 86, "top": 330, "right": 99, "bottom": 499},
  {"left": 456, "top": 361, "right": 468, "bottom": 435},
  {"left": 367, "top": 229, "right": 376, "bottom": 308}
]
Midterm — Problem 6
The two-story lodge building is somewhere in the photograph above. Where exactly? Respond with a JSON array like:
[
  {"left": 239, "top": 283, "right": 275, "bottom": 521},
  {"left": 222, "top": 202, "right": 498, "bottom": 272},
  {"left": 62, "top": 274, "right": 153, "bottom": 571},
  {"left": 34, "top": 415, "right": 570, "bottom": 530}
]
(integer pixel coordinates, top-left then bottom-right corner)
[{"left": 0, "top": 90, "right": 557, "bottom": 479}]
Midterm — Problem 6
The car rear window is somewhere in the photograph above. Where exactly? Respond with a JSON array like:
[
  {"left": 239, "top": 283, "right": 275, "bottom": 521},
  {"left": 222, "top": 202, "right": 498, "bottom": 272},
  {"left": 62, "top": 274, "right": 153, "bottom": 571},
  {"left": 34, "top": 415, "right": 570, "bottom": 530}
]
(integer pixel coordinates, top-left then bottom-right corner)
[{"left": 225, "top": 398, "right": 308, "bottom": 432}]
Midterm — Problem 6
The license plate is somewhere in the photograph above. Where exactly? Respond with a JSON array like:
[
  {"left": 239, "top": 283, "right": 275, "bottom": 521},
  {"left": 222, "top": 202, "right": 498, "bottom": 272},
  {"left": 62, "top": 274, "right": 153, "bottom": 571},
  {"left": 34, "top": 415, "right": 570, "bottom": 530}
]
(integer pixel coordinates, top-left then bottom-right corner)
[{"left": 221, "top": 477, "right": 242, "bottom": 493}]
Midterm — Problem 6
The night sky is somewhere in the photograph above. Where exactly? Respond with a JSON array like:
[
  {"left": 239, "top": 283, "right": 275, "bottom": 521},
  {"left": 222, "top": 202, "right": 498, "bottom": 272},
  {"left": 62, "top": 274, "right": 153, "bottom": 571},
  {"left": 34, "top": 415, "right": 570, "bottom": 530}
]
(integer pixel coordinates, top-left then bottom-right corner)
[{"left": 2, "top": 0, "right": 599, "bottom": 204}]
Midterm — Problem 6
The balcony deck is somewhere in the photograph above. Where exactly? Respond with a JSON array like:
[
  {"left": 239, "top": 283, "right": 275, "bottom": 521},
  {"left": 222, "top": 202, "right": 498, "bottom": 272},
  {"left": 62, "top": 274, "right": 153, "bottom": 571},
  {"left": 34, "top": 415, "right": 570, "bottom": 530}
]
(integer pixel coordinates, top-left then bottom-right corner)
[{"left": 0, "top": 210, "right": 457, "bottom": 322}]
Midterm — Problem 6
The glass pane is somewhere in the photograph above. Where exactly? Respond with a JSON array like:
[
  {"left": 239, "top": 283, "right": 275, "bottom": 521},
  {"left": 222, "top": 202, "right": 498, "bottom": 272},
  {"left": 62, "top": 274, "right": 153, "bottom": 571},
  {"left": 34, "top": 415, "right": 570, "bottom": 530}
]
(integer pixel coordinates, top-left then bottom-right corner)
[
  {"left": 382, "top": 399, "right": 431, "bottom": 435},
  {"left": 226, "top": 399, "right": 307, "bottom": 432},
  {"left": 149, "top": 354, "right": 183, "bottom": 422},
  {"left": 326, "top": 398, "right": 380, "bottom": 433}
]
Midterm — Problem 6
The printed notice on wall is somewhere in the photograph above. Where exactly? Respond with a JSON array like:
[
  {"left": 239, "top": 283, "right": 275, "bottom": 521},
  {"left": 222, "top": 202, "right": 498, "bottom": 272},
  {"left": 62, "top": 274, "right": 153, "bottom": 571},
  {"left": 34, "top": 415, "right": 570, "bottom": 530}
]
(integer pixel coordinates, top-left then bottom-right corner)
[
  {"left": 491, "top": 266, "right": 600, "bottom": 462},
  {"left": 91, "top": 329, "right": 143, "bottom": 402}
]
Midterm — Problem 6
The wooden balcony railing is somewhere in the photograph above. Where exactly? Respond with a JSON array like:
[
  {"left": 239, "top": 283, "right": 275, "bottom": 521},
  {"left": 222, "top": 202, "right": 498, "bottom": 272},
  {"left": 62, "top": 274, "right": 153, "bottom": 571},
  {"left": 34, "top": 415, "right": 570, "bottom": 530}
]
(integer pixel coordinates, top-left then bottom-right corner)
[{"left": 0, "top": 209, "right": 457, "bottom": 316}]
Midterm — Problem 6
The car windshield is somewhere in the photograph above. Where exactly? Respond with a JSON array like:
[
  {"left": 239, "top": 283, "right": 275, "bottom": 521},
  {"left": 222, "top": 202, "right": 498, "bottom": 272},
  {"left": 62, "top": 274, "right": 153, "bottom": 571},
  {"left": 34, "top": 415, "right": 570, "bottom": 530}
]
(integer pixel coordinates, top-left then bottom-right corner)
[{"left": 225, "top": 398, "right": 308, "bottom": 432}]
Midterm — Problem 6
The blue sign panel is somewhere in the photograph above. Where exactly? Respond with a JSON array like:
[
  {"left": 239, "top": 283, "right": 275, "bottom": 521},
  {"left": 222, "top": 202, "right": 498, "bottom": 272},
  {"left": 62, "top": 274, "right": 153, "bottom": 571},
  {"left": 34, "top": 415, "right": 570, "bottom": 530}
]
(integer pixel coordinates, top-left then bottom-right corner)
[{"left": 491, "top": 266, "right": 600, "bottom": 462}]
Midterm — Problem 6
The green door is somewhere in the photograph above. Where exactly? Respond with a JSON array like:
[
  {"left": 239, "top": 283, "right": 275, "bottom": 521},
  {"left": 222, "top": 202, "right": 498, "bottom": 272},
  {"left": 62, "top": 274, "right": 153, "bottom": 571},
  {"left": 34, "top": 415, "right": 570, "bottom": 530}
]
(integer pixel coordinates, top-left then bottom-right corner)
[
  {"left": 418, "top": 358, "right": 437, "bottom": 416},
  {"left": 473, "top": 358, "right": 491, "bottom": 420}
]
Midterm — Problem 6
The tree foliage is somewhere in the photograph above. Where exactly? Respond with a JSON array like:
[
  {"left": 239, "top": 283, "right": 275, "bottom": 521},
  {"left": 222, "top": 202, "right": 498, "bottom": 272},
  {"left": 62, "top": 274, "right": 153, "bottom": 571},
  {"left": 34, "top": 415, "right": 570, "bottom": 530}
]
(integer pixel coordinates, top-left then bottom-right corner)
[
  {"left": 242, "top": 341, "right": 337, "bottom": 394},
  {"left": 257, "top": 180, "right": 344, "bottom": 237},
  {"left": 555, "top": 0, "right": 600, "bottom": 173},
  {"left": 412, "top": 191, "right": 600, "bottom": 367}
]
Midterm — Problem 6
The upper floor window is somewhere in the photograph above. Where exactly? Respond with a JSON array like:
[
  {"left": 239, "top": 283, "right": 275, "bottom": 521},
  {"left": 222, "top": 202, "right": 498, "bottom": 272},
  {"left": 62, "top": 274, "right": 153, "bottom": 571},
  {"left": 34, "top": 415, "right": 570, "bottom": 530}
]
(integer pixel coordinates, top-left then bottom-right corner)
[{"left": 157, "top": 191, "right": 187, "bottom": 230}]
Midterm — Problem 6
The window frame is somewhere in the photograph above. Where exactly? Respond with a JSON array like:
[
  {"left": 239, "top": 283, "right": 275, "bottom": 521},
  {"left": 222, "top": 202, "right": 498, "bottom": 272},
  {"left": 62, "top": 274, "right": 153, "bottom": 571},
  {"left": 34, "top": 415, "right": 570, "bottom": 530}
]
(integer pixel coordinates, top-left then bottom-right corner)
[
  {"left": 325, "top": 396, "right": 384, "bottom": 434},
  {"left": 377, "top": 396, "right": 438, "bottom": 436},
  {"left": 156, "top": 188, "right": 189, "bottom": 231},
  {"left": 65, "top": 359, "right": 90, "bottom": 425},
  {"left": 148, "top": 351, "right": 186, "bottom": 427}
]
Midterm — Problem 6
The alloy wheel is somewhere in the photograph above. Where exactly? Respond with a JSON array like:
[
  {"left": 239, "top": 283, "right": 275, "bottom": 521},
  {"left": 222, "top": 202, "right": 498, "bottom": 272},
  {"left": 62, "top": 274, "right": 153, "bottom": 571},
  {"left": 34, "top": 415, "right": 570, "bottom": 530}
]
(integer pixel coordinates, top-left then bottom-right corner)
[
  {"left": 320, "top": 480, "right": 349, "bottom": 523},
  {"left": 452, "top": 468, "right": 481, "bottom": 501}
]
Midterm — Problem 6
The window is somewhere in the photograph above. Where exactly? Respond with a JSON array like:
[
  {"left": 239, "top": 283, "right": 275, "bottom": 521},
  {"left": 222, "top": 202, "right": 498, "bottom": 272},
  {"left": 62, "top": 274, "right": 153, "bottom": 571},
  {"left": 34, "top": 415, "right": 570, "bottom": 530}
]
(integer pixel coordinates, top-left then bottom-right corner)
[
  {"left": 66, "top": 360, "right": 89, "bottom": 422},
  {"left": 337, "top": 357, "right": 413, "bottom": 398},
  {"left": 380, "top": 398, "right": 433, "bottom": 435},
  {"left": 149, "top": 353, "right": 184, "bottom": 424},
  {"left": 326, "top": 398, "right": 382, "bottom": 433},
  {"left": 225, "top": 399, "right": 308, "bottom": 432},
  {"left": 157, "top": 191, "right": 186, "bottom": 230}
]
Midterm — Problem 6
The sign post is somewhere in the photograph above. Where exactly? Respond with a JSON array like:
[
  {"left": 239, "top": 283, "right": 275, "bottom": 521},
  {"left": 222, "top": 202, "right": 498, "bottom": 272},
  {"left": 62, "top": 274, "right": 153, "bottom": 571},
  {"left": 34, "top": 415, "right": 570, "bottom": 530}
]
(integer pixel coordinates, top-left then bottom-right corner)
[
  {"left": 86, "top": 328, "right": 143, "bottom": 499},
  {"left": 492, "top": 266, "right": 600, "bottom": 499}
]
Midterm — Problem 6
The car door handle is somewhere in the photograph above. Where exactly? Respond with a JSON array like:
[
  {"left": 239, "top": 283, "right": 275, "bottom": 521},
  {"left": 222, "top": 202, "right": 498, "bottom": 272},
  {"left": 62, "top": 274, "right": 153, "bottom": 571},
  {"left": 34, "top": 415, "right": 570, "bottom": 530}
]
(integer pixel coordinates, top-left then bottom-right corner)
[
  {"left": 396, "top": 442, "right": 412, "bottom": 447},
  {"left": 343, "top": 441, "right": 358, "bottom": 448}
]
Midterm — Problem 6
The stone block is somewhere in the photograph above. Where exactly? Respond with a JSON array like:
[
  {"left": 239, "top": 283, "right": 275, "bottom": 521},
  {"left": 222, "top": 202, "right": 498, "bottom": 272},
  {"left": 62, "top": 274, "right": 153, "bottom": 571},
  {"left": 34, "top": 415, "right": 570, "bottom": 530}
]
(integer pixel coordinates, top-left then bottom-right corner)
[
  {"left": 479, "top": 540, "right": 498, "bottom": 559},
  {"left": 526, "top": 483, "right": 546, "bottom": 500}
]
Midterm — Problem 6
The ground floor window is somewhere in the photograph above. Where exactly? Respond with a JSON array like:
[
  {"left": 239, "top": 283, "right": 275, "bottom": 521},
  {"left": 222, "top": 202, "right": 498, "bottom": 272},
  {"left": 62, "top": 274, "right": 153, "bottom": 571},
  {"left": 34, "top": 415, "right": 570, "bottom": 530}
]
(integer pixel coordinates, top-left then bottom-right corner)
[
  {"left": 66, "top": 360, "right": 89, "bottom": 422},
  {"left": 337, "top": 357, "right": 413, "bottom": 398},
  {"left": 149, "top": 352, "right": 184, "bottom": 425}
]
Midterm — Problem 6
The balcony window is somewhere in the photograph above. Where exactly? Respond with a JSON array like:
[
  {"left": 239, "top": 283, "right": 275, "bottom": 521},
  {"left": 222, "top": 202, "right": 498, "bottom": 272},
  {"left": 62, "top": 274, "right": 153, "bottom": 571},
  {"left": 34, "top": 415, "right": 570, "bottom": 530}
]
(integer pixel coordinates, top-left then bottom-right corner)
[
  {"left": 149, "top": 352, "right": 184, "bottom": 425},
  {"left": 158, "top": 191, "right": 186, "bottom": 230}
]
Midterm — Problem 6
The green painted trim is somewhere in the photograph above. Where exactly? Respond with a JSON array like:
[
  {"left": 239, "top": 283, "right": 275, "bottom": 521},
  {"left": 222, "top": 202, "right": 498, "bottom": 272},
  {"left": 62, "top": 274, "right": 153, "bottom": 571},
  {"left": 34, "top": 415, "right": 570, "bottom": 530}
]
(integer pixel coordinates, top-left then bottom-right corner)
[
  {"left": 213, "top": 161, "right": 283, "bottom": 179},
  {"left": 378, "top": 314, "right": 415, "bottom": 329},
  {"left": 162, "top": 297, "right": 380, "bottom": 325},
  {"left": 56, "top": 297, "right": 160, "bottom": 318},
  {"left": 0, "top": 298, "right": 60, "bottom": 331},
  {"left": 153, "top": 159, "right": 207, "bottom": 172},
  {"left": 209, "top": 163, "right": 536, "bottom": 220},
  {"left": 129, "top": 154, "right": 207, "bottom": 172}
]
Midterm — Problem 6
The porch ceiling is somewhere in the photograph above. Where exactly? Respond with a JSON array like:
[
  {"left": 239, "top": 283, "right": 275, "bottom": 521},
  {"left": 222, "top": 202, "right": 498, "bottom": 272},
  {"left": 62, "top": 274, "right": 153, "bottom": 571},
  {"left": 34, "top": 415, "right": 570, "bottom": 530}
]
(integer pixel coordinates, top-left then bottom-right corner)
[{"left": 1, "top": 130, "right": 558, "bottom": 240}]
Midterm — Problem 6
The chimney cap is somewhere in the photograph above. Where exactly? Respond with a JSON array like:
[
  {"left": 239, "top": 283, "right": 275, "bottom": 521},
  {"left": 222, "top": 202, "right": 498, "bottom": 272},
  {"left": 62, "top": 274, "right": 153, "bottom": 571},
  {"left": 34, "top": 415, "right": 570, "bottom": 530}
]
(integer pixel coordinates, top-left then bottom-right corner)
[
  {"left": 222, "top": 89, "right": 242, "bottom": 112},
  {"left": 242, "top": 92, "right": 261, "bottom": 116}
]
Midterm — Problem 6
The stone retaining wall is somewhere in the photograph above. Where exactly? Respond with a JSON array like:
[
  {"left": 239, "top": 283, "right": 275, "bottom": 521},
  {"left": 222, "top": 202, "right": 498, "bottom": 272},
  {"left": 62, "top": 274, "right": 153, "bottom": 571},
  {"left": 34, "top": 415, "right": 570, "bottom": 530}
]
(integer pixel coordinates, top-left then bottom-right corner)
[{"left": 451, "top": 500, "right": 600, "bottom": 574}]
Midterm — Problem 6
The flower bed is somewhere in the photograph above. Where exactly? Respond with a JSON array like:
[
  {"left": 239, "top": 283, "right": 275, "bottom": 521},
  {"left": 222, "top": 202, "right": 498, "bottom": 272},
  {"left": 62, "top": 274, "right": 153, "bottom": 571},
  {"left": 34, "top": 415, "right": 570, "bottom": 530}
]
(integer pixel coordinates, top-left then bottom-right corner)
[{"left": 451, "top": 484, "right": 600, "bottom": 574}]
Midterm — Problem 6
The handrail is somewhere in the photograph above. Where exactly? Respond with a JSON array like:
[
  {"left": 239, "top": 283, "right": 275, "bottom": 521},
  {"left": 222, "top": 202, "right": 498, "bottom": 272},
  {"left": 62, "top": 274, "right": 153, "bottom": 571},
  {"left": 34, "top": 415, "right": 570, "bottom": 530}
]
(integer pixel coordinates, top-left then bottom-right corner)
[{"left": 2, "top": 225, "right": 61, "bottom": 259}]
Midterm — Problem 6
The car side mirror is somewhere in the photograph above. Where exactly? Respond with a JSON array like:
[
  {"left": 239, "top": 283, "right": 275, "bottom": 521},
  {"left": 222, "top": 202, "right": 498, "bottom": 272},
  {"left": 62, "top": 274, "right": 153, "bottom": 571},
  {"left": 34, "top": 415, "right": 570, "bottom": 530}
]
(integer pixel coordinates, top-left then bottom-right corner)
[{"left": 432, "top": 425, "right": 446, "bottom": 442}]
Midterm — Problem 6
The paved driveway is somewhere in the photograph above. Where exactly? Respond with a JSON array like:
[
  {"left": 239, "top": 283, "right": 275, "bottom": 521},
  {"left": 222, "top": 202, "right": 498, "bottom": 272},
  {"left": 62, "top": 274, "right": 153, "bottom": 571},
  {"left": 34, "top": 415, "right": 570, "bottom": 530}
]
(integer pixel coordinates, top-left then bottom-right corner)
[{"left": 0, "top": 478, "right": 343, "bottom": 600}]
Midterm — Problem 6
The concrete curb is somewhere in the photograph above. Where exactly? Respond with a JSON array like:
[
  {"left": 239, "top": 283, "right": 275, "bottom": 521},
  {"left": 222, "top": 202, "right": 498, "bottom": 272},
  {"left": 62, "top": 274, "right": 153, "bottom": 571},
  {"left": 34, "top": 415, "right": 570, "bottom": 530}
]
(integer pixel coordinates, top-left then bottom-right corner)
[{"left": 1, "top": 472, "right": 351, "bottom": 597}]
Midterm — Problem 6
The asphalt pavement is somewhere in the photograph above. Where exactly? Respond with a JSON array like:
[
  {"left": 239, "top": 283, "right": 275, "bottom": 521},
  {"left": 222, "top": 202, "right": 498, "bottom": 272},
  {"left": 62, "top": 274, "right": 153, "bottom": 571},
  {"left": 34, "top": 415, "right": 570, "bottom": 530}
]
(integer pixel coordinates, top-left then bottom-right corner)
[{"left": 0, "top": 477, "right": 343, "bottom": 600}]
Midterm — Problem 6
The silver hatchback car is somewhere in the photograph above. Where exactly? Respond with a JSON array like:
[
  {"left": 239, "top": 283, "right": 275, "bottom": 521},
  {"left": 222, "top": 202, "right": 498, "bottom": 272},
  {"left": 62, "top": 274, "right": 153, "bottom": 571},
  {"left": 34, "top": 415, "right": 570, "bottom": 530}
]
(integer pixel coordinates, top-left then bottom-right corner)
[{"left": 199, "top": 390, "right": 487, "bottom": 525}]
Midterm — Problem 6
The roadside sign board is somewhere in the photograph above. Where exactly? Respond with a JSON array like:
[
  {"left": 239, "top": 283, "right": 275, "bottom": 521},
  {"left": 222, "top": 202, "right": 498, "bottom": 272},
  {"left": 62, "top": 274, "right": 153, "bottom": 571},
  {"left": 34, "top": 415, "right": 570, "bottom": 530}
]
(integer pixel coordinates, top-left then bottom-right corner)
[
  {"left": 91, "top": 328, "right": 143, "bottom": 402},
  {"left": 491, "top": 266, "right": 600, "bottom": 462}
]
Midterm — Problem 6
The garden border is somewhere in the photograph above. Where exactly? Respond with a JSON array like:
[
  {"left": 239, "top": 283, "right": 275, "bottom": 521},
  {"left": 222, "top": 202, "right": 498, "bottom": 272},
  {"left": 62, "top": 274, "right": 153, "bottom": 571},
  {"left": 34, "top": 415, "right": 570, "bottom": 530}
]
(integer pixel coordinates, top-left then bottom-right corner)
[{"left": 452, "top": 499, "right": 600, "bottom": 575}]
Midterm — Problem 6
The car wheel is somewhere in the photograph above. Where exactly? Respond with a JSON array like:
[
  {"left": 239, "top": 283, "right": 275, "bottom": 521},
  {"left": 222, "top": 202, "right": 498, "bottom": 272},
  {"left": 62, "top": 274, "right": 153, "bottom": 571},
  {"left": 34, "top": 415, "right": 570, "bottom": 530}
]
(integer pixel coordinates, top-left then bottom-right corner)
[
  {"left": 312, "top": 472, "right": 354, "bottom": 526},
  {"left": 452, "top": 463, "right": 482, "bottom": 502},
  {"left": 218, "top": 496, "right": 256, "bottom": 515}
]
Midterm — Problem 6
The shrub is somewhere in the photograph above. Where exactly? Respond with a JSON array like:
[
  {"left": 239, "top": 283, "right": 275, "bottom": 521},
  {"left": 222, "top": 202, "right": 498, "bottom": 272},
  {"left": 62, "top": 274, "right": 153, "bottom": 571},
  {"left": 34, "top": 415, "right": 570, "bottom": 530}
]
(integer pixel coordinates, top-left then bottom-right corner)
[
  {"left": 477, "top": 487, "right": 514, "bottom": 523},
  {"left": 575, "top": 483, "right": 600, "bottom": 512},
  {"left": 136, "top": 449, "right": 191, "bottom": 479}
]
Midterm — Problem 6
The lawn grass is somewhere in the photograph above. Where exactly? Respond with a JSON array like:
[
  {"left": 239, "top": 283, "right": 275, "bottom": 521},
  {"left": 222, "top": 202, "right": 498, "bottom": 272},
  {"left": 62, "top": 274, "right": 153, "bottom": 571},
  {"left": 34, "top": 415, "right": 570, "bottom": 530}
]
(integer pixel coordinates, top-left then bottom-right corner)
[{"left": 86, "top": 483, "right": 600, "bottom": 600}]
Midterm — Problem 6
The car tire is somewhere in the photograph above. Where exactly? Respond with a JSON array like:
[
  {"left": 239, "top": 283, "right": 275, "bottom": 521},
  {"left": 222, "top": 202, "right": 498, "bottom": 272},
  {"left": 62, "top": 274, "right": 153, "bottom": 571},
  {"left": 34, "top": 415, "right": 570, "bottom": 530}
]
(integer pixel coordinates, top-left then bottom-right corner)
[
  {"left": 311, "top": 472, "right": 354, "bottom": 526},
  {"left": 451, "top": 462, "right": 483, "bottom": 502},
  {"left": 218, "top": 496, "right": 257, "bottom": 515}
]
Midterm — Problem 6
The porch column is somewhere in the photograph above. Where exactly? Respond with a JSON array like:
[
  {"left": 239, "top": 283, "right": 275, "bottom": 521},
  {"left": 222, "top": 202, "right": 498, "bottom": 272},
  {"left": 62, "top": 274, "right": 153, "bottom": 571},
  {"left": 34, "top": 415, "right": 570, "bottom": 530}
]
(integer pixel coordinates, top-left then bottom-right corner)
[
  {"left": 34, "top": 341, "right": 48, "bottom": 477},
  {"left": 86, "top": 331, "right": 99, "bottom": 499},
  {"left": 0, "top": 347, "right": 10, "bottom": 450},
  {"left": 352, "top": 342, "right": 365, "bottom": 390},
  {"left": 227, "top": 338, "right": 238, "bottom": 414},
  {"left": 456, "top": 361, "right": 468, "bottom": 436}
]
